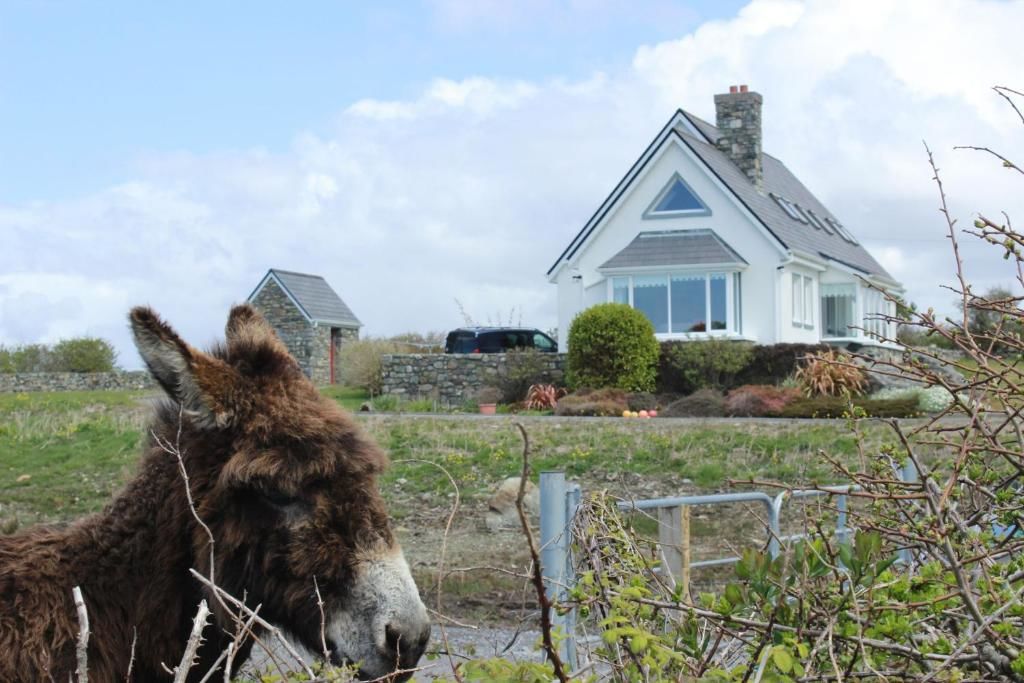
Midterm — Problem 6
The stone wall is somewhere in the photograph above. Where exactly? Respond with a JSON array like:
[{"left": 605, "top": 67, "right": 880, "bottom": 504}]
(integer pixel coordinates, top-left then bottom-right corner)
[
  {"left": 380, "top": 353, "right": 567, "bottom": 407},
  {"left": 0, "top": 371, "right": 155, "bottom": 393}
]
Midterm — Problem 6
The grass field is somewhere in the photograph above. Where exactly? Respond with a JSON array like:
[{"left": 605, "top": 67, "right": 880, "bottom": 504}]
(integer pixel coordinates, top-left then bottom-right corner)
[{"left": 0, "top": 387, "right": 913, "bottom": 530}]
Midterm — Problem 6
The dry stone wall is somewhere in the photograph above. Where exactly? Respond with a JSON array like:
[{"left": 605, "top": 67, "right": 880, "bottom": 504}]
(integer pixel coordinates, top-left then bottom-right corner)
[
  {"left": 0, "top": 371, "right": 155, "bottom": 393},
  {"left": 380, "top": 353, "right": 567, "bottom": 407}
]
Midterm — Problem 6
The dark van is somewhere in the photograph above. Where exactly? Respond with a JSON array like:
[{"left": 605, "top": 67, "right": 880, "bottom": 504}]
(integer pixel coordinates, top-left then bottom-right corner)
[{"left": 444, "top": 327, "right": 558, "bottom": 354}]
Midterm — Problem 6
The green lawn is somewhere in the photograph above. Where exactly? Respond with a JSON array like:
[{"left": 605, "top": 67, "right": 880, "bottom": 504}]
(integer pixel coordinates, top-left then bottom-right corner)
[
  {"left": 318, "top": 385, "right": 370, "bottom": 411},
  {"left": 0, "top": 387, "right": 912, "bottom": 530}
]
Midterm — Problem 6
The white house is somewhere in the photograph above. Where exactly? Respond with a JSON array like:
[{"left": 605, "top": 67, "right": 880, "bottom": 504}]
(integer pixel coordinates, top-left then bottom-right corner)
[{"left": 547, "top": 85, "right": 903, "bottom": 351}]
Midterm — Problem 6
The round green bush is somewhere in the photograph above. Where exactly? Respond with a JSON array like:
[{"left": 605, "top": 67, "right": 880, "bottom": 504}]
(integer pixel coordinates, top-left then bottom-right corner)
[{"left": 566, "top": 303, "right": 659, "bottom": 392}]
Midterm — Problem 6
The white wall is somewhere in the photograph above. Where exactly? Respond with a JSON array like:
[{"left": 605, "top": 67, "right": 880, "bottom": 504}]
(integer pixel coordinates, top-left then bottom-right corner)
[{"left": 554, "top": 137, "right": 785, "bottom": 345}]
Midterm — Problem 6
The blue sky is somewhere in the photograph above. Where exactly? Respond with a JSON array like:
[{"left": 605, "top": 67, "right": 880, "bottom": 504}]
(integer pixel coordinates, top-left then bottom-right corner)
[
  {"left": 0, "top": 0, "right": 745, "bottom": 202},
  {"left": 2, "top": 0, "right": 1023, "bottom": 368}
]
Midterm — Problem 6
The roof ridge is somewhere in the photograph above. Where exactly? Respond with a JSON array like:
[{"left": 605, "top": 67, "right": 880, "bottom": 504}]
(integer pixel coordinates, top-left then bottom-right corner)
[{"left": 269, "top": 268, "right": 325, "bottom": 279}]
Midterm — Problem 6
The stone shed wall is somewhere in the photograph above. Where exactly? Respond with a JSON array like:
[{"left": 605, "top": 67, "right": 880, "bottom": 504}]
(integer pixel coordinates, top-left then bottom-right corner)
[
  {"left": 0, "top": 371, "right": 155, "bottom": 393},
  {"left": 251, "top": 279, "right": 359, "bottom": 385},
  {"left": 380, "top": 353, "right": 567, "bottom": 407}
]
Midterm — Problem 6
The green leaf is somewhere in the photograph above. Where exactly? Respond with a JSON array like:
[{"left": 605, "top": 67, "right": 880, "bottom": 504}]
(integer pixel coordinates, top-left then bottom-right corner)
[{"left": 772, "top": 646, "right": 794, "bottom": 674}]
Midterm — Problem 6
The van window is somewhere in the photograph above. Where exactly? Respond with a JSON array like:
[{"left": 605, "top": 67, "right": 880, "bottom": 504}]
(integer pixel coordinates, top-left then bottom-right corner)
[
  {"left": 446, "top": 332, "right": 479, "bottom": 353},
  {"left": 533, "top": 333, "right": 556, "bottom": 351}
]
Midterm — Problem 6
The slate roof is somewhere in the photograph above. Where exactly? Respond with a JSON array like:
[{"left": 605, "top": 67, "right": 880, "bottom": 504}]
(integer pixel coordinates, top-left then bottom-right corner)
[
  {"left": 678, "top": 112, "right": 890, "bottom": 279},
  {"left": 549, "top": 109, "right": 896, "bottom": 284},
  {"left": 253, "top": 269, "right": 362, "bottom": 327},
  {"left": 599, "top": 229, "right": 747, "bottom": 270}
]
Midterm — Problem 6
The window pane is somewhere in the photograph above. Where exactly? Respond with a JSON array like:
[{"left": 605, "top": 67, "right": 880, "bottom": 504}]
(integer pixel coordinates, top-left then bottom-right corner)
[
  {"left": 803, "top": 277, "right": 814, "bottom": 325},
  {"left": 533, "top": 333, "right": 555, "bottom": 351},
  {"left": 710, "top": 273, "right": 727, "bottom": 330},
  {"left": 792, "top": 274, "right": 803, "bottom": 323},
  {"left": 670, "top": 274, "right": 706, "bottom": 333},
  {"left": 654, "top": 178, "right": 704, "bottom": 212},
  {"left": 634, "top": 275, "right": 668, "bottom": 333},
  {"left": 612, "top": 277, "right": 629, "bottom": 304},
  {"left": 734, "top": 273, "right": 742, "bottom": 334}
]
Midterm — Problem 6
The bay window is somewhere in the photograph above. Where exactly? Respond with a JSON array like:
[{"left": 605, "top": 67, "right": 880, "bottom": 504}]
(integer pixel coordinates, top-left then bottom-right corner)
[
  {"left": 862, "top": 286, "right": 895, "bottom": 340},
  {"left": 608, "top": 272, "right": 739, "bottom": 335},
  {"left": 822, "top": 283, "right": 856, "bottom": 338}
]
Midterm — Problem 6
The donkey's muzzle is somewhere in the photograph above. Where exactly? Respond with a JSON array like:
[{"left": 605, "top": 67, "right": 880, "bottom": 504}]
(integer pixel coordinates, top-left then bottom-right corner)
[{"left": 382, "top": 620, "right": 431, "bottom": 675}]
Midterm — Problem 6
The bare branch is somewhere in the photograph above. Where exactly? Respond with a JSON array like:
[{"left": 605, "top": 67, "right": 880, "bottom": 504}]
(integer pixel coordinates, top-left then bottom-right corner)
[{"left": 72, "top": 586, "right": 89, "bottom": 683}]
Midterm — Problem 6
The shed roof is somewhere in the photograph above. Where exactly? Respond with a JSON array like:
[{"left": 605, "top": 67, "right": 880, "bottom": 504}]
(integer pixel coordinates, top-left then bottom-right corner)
[
  {"left": 249, "top": 269, "right": 362, "bottom": 328},
  {"left": 599, "top": 229, "right": 746, "bottom": 270}
]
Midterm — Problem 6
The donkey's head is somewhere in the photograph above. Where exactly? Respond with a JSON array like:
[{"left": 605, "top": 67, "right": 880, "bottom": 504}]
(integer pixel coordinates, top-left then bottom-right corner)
[{"left": 130, "top": 304, "right": 429, "bottom": 680}]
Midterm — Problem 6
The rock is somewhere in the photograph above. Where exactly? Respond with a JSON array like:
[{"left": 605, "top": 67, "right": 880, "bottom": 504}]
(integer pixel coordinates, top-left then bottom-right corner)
[{"left": 485, "top": 477, "right": 540, "bottom": 532}]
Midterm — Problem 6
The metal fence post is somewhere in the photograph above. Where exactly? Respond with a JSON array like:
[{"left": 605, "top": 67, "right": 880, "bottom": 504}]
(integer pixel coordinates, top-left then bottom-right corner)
[{"left": 539, "top": 471, "right": 574, "bottom": 670}]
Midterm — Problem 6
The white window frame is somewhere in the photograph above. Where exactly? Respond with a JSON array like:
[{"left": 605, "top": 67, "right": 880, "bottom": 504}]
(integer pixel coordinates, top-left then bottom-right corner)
[
  {"left": 792, "top": 273, "right": 814, "bottom": 328},
  {"left": 606, "top": 271, "right": 740, "bottom": 337}
]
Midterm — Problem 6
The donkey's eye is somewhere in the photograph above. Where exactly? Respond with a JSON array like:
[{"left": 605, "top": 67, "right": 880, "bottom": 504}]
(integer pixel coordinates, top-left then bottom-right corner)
[{"left": 260, "top": 490, "right": 299, "bottom": 507}]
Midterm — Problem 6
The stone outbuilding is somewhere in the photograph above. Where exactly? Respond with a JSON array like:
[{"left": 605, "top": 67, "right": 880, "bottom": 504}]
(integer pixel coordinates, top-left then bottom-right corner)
[{"left": 247, "top": 269, "right": 361, "bottom": 384}]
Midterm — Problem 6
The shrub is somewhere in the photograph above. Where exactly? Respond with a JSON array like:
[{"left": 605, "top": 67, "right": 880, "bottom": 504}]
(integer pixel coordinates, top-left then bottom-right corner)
[
  {"left": 554, "top": 388, "right": 629, "bottom": 416},
  {"left": 336, "top": 339, "right": 406, "bottom": 394},
  {"left": 370, "top": 394, "right": 399, "bottom": 412},
  {"left": 49, "top": 337, "right": 118, "bottom": 373},
  {"left": 658, "top": 339, "right": 754, "bottom": 394},
  {"left": 0, "top": 339, "right": 119, "bottom": 373},
  {"left": 495, "top": 348, "right": 555, "bottom": 403},
  {"left": 732, "top": 343, "right": 830, "bottom": 386},
  {"left": 795, "top": 349, "right": 867, "bottom": 397},
  {"left": 524, "top": 384, "right": 565, "bottom": 410},
  {"left": 777, "top": 395, "right": 919, "bottom": 418},
  {"left": 566, "top": 303, "right": 659, "bottom": 392},
  {"left": 660, "top": 388, "right": 726, "bottom": 417},
  {"left": 872, "top": 385, "right": 955, "bottom": 414},
  {"left": 725, "top": 385, "right": 801, "bottom": 417},
  {"left": 626, "top": 392, "right": 659, "bottom": 412},
  {"left": 919, "top": 385, "right": 956, "bottom": 412}
]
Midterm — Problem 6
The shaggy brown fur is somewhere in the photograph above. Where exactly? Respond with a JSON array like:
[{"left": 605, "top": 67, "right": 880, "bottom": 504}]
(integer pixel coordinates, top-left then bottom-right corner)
[{"left": 0, "top": 305, "right": 417, "bottom": 682}]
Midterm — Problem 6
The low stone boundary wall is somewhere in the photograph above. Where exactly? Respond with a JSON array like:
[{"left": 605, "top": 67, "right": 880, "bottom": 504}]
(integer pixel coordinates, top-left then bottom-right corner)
[
  {"left": 380, "top": 353, "right": 567, "bottom": 407},
  {"left": 0, "top": 371, "right": 156, "bottom": 393}
]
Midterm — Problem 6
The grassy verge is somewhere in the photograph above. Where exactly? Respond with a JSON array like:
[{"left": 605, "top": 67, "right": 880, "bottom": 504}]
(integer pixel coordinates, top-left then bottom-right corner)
[
  {"left": 0, "top": 387, "right": 909, "bottom": 528},
  {"left": 317, "top": 385, "right": 370, "bottom": 411}
]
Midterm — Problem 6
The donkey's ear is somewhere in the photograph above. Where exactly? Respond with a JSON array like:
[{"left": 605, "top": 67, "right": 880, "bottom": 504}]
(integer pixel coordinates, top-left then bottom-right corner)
[
  {"left": 130, "top": 306, "right": 239, "bottom": 427},
  {"left": 225, "top": 304, "right": 288, "bottom": 353}
]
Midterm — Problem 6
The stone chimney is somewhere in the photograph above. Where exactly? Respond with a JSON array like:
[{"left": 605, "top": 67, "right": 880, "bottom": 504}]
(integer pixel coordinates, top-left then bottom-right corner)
[{"left": 714, "top": 84, "right": 763, "bottom": 192}]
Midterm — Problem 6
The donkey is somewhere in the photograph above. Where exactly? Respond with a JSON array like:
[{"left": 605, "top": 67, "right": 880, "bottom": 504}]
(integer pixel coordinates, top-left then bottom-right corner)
[{"left": 0, "top": 305, "right": 430, "bottom": 682}]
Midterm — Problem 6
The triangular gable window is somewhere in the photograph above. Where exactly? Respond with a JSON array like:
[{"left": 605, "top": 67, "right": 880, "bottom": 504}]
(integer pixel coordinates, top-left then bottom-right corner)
[{"left": 643, "top": 173, "right": 710, "bottom": 219}]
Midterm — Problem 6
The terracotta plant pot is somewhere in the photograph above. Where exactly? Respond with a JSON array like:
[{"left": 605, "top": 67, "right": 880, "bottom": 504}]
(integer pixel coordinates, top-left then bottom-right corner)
[{"left": 479, "top": 403, "right": 497, "bottom": 415}]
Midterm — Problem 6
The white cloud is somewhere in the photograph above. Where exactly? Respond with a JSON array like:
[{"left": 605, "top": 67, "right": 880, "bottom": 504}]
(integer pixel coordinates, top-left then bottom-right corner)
[
  {"left": 3, "top": 0, "right": 1024, "bottom": 368},
  {"left": 347, "top": 78, "right": 539, "bottom": 120}
]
